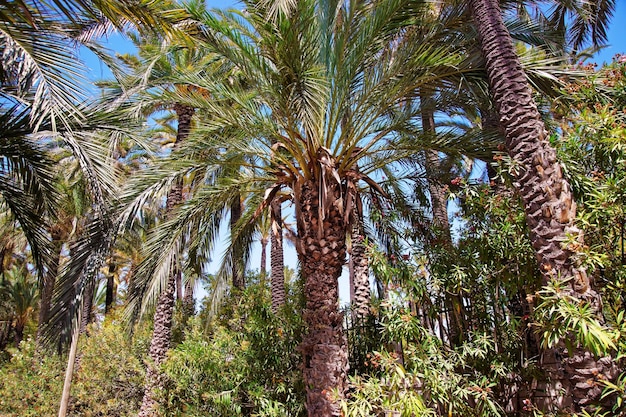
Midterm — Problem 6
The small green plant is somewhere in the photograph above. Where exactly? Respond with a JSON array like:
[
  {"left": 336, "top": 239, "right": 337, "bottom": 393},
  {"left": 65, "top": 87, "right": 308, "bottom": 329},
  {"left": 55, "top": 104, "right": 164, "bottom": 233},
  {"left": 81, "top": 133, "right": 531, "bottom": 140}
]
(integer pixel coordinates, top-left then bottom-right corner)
[
  {"left": 534, "top": 280, "right": 616, "bottom": 357},
  {"left": 160, "top": 280, "right": 305, "bottom": 417}
]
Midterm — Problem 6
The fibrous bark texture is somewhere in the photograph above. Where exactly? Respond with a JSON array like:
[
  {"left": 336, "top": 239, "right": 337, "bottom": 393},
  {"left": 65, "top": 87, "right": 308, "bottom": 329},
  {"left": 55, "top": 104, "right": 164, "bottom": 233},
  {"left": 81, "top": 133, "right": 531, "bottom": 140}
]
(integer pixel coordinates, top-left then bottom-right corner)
[
  {"left": 297, "top": 177, "right": 348, "bottom": 417},
  {"left": 138, "top": 276, "right": 176, "bottom": 417},
  {"left": 271, "top": 200, "right": 285, "bottom": 313},
  {"left": 469, "top": 0, "right": 617, "bottom": 410},
  {"left": 182, "top": 280, "right": 195, "bottom": 319},
  {"left": 470, "top": 0, "right": 582, "bottom": 287},
  {"left": 349, "top": 216, "right": 370, "bottom": 319},
  {"left": 260, "top": 236, "right": 268, "bottom": 279},
  {"left": 105, "top": 263, "right": 117, "bottom": 315},
  {"left": 138, "top": 103, "right": 194, "bottom": 417},
  {"left": 80, "top": 278, "right": 94, "bottom": 333},
  {"left": 231, "top": 193, "right": 245, "bottom": 291},
  {"left": 37, "top": 233, "right": 62, "bottom": 342}
]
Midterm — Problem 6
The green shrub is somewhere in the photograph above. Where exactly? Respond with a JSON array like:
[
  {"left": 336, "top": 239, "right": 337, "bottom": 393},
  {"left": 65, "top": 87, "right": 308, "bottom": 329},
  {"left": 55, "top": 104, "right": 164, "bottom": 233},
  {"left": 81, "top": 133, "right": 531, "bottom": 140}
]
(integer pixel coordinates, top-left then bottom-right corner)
[
  {"left": 0, "top": 338, "right": 64, "bottom": 416},
  {"left": 0, "top": 315, "right": 149, "bottom": 417},
  {"left": 161, "top": 281, "right": 306, "bottom": 417}
]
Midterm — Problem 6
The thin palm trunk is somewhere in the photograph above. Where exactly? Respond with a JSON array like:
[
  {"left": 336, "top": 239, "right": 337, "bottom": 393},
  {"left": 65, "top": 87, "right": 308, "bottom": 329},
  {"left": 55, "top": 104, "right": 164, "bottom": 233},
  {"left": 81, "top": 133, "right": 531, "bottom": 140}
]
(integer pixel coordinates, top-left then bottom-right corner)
[
  {"left": 37, "top": 237, "right": 62, "bottom": 341},
  {"left": 297, "top": 178, "right": 348, "bottom": 417},
  {"left": 421, "top": 97, "right": 464, "bottom": 346},
  {"left": 469, "top": 0, "right": 617, "bottom": 409},
  {"left": 260, "top": 236, "right": 268, "bottom": 279},
  {"left": 105, "top": 263, "right": 116, "bottom": 315},
  {"left": 175, "top": 271, "right": 183, "bottom": 301},
  {"left": 270, "top": 200, "right": 285, "bottom": 312},
  {"left": 80, "top": 279, "right": 94, "bottom": 333},
  {"left": 138, "top": 103, "right": 194, "bottom": 417},
  {"left": 182, "top": 280, "right": 194, "bottom": 318},
  {"left": 138, "top": 276, "right": 176, "bottom": 417},
  {"left": 14, "top": 320, "right": 25, "bottom": 347},
  {"left": 231, "top": 193, "right": 245, "bottom": 291},
  {"left": 349, "top": 212, "right": 370, "bottom": 319}
]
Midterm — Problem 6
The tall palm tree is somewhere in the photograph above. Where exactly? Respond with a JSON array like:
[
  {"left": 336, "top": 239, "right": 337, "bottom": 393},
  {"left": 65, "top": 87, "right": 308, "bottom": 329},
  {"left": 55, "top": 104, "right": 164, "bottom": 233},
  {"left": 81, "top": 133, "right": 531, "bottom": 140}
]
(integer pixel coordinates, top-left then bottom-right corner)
[
  {"left": 106, "top": 36, "right": 206, "bottom": 415},
  {"left": 126, "top": 1, "right": 485, "bottom": 414},
  {"left": 468, "top": 0, "right": 617, "bottom": 410},
  {"left": 270, "top": 199, "right": 286, "bottom": 312},
  {"left": 1, "top": 0, "right": 189, "bottom": 353}
]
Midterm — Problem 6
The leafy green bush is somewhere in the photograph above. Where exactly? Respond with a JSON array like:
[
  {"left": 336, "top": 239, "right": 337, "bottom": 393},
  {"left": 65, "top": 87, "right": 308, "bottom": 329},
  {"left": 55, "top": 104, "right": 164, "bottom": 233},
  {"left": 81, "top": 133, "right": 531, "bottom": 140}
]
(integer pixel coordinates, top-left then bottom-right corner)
[
  {"left": 0, "top": 316, "right": 148, "bottom": 417},
  {"left": 160, "top": 281, "right": 306, "bottom": 417},
  {"left": 70, "top": 317, "right": 148, "bottom": 416},
  {"left": 343, "top": 300, "right": 510, "bottom": 417},
  {"left": 0, "top": 338, "right": 64, "bottom": 416}
]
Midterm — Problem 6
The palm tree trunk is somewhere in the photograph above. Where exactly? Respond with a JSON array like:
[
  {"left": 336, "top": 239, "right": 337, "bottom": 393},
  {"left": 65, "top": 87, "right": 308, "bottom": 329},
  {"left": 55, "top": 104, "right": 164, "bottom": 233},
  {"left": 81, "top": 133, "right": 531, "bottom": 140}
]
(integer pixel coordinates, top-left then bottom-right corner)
[
  {"left": 80, "top": 279, "right": 94, "bottom": 333},
  {"left": 182, "top": 280, "right": 195, "bottom": 319},
  {"left": 349, "top": 213, "right": 370, "bottom": 319},
  {"left": 14, "top": 320, "right": 24, "bottom": 347},
  {"left": 260, "top": 236, "right": 268, "bottom": 280},
  {"left": 37, "top": 238, "right": 62, "bottom": 342},
  {"left": 421, "top": 95, "right": 465, "bottom": 346},
  {"left": 469, "top": 0, "right": 617, "bottom": 410},
  {"left": 138, "top": 103, "right": 194, "bottom": 416},
  {"left": 230, "top": 193, "right": 245, "bottom": 291},
  {"left": 105, "top": 263, "right": 116, "bottom": 315},
  {"left": 175, "top": 271, "right": 183, "bottom": 302},
  {"left": 297, "top": 177, "right": 348, "bottom": 417},
  {"left": 138, "top": 275, "right": 176, "bottom": 417},
  {"left": 270, "top": 200, "right": 285, "bottom": 312}
]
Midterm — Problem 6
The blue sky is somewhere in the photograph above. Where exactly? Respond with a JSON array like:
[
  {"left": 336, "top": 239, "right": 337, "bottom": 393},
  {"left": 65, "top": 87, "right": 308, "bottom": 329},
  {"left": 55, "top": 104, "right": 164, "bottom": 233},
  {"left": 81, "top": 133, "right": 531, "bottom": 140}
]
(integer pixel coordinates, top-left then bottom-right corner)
[
  {"left": 592, "top": 0, "right": 626, "bottom": 64},
  {"left": 83, "top": 1, "right": 626, "bottom": 78},
  {"left": 81, "top": 1, "right": 626, "bottom": 304}
]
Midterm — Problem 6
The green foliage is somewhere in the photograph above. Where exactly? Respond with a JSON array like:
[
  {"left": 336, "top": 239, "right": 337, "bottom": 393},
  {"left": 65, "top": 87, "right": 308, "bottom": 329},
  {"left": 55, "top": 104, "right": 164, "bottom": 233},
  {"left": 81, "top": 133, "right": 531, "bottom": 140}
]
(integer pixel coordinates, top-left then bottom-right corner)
[
  {"left": 0, "top": 266, "right": 39, "bottom": 346},
  {"left": 343, "top": 305, "right": 507, "bottom": 417},
  {"left": 0, "top": 338, "right": 64, "bottom": 416},
  {"left": 0, "top": 316, "right": 148, "bottom": 417},
  {"left": 160, "top": 281, "right": 305, "bottom": 417},
  {"left": 70, "top": 317, "right": 148, "bottom": 416},
  {"left": 534, "top": 280, "right": 616, "bottom": 357}
]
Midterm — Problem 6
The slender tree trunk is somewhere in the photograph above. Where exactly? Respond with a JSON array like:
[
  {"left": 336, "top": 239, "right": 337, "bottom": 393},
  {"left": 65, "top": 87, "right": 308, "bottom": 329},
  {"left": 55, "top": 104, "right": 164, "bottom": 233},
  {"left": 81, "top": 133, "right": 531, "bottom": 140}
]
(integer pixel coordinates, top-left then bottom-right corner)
[
  {"left": 297, "top": 176, "right": 348, "bottom": 417},
  {"left": 80, "top": 279, "right": 94, "bottom": 334},
  {"left": 105, "top": 263, "right": 116, "bottom": 315},
  {"left": 424, "top": 150, "right": 450, "bottom": 240},
  {"left": 349, "top": 213, "right": 370, "bottom": 319},
  {"left": 138, "top": 276, "right": 176, "bottom": 417},
  {"left": 346, "top": 151, "right": 370, "bottom": 319},
  {"left": 37, "top": 237, "right": 62, "bottom": 342},
  {"left": 260, "top": 236, "right": 268, "bottom": 280},
  {"left": 270, "top": 200, "right": 285, "bottom": 312},
  {"left": 469, "top": 0, "right": 617, "bottom": 410},
  {"left": 182, "top": 280, "right": 195, "bottom": 319},
  {"left": 231, "top": 193, "right": 245, "bottom": 291},
  {"left": 58, "top": 324, "right": 80, "bottom": 417},
  {"left": 14, "top": 320, "right": 24, "bottom": 347},
  {"left": 175, "top": 271, "right": 183, "bottom": 302},
  {"left": 421, "top": 96, "right": 464, "bottom": 346},
  {"left": 138, "top": 103, "right": 194, "bottom": 417}
]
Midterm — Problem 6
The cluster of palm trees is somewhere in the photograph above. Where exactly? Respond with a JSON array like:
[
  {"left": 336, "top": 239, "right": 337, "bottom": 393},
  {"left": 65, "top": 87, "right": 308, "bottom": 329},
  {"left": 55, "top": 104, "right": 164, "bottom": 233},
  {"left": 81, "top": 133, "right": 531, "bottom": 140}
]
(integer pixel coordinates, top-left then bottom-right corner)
[{"left": 0, "top": 0, "right": 618, "bottom": 416}]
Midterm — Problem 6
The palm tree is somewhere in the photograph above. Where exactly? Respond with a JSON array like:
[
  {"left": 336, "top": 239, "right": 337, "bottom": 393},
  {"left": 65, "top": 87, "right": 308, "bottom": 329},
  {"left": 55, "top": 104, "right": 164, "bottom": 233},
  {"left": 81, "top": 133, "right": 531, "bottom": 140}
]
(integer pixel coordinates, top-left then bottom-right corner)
[
  {"left": 37, "top": 161, "right": 91, "bottom": 340},
  {"left": 270, "top": 199, "right": 286, "bottom": 312},
  {"left": 0, "top": 0, "right": 189, "bottom": 353},
  {"left": 107, "top": 39, "right": 204, "bottom": 415},
  {"left": 468, "top": 0, "right": 617, "bottom": 410},
  {"left": 128, "top": 1, "right": 485, "bottom": 414},
  {"left": 1, "top": 266, "right": 38, "bottom": 346}
]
